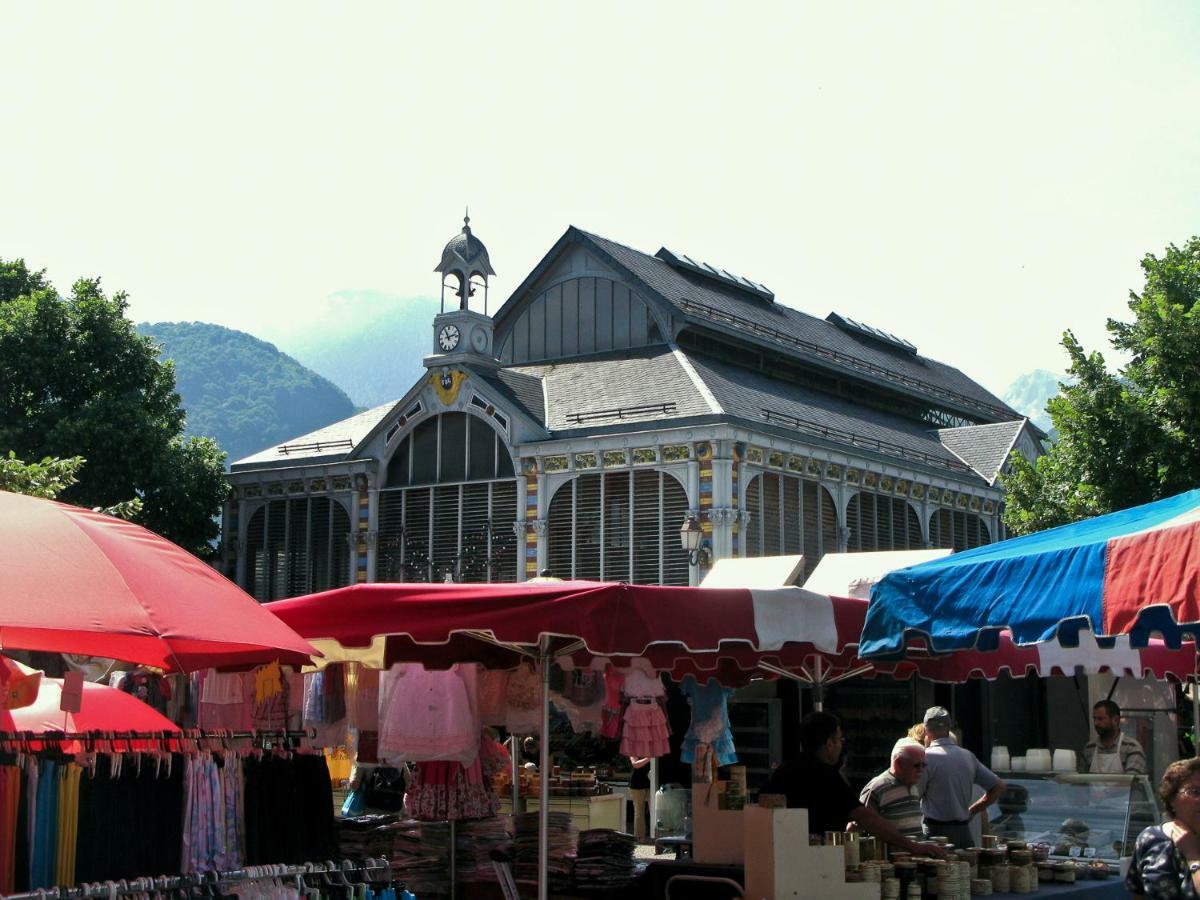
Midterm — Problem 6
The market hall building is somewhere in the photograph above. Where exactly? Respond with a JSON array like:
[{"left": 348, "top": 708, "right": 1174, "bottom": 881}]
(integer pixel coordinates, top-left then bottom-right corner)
[
  {"left": 224, "top": 217, "right": 1041, "bottom": 598},
  {"left": 220, "top": 219, "right": 1071, "bottom": 784}
]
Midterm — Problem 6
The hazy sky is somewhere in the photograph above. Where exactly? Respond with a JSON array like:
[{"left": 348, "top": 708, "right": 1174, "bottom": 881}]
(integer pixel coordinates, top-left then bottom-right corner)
[{"left": 3, "top": 2, "right": 1198, "bottom": 397}]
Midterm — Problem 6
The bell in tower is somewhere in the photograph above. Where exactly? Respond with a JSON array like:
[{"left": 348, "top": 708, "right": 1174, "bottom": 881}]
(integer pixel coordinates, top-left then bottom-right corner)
[
  {"left": 435, "top": 210, "right": 496, "bottom": 313},
  {"left": 426, "top": 211, "right": 500, "bottom": 370}
]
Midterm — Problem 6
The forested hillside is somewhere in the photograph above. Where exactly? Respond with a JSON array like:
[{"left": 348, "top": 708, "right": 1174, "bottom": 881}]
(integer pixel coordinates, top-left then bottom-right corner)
[{"left": 138, "top": 322, "right": 358, "bottom": 464}]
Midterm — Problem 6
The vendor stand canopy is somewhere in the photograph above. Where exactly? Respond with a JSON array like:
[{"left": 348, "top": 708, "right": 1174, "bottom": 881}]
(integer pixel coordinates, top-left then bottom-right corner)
[
  {"left": 861, "top": 487, "right": 1200, "bottom": 656},
  {"left": 0, "top": 490, "right": 318, "bottom": 671}
]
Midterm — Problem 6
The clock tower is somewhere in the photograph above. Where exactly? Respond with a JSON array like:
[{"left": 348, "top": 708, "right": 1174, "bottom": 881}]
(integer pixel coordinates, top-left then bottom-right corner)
[{"left": 425, "top": 212, "right": 499, "bottom": 370}]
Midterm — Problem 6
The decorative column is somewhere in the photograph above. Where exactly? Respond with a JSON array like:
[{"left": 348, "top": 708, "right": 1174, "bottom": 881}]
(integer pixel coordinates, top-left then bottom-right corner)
[
  {"left": 354, "top": 474, "right": 370, "bottom": 583},
  {"left": 695, "top": 441, "right": 715, "bottom": 584},
  {"left": 709, "top": 442, "right": 735, "bottom": 562},
  {"left": 521, "top": 458, "right": 539, "bottom": 580}
]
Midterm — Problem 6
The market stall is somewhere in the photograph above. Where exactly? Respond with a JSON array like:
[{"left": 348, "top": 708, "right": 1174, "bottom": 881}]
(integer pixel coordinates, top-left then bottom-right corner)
[
  {"left": 268, "top": 580, "right": 875, "bottom": 899},
  {"left": 0, "top": 491, "right": 349, "bottom": 896}
]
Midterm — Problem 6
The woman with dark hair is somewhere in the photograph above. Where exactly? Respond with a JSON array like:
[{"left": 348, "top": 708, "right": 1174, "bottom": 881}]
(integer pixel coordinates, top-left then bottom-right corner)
[{"left": 1127, "top": 757, "right": 1200, "bottom": 898}]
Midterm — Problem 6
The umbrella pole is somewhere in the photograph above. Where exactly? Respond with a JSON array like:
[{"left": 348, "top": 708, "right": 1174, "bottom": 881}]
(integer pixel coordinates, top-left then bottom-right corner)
[
  {"left": 814, "top": 656, "right": 825, "bottom": 712},
  {"left": 539, "top": 642, "right": 551, "bottom": 900}
]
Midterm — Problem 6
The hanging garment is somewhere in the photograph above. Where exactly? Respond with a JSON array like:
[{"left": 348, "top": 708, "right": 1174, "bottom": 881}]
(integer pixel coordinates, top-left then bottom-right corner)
[
  {"left": 551, "top": 668, "right": 606, "bottom": 734},
  {"left": 679, "top": 675, "right": 738, "bottom": 766},
  {"left": 619, "top": 699, "right": 671, "bottom": 758},
  {"left": 197, "top": 670, "right": 248, "bottom": 729},
  {"left": 504, "top": 663, "right": 541, "bottom": 735},
  {"left": 600, "top": 667, "right": 625, "bottom": 740},
  {"left": 404, "top": 757, "right": 500, "bottom": 822},
  {"left": 0, "top": 762, "right": 18, "bottom": 894},
  {"left": 242, "top": 751, "right": 335, "bottom": 865},
  {"left": 378, "top": 664, "right": 480, "bottom": 764},
  {"left": 119, "top": 669, "right": 172, "bottom": 714},
  {"left": 349, "top": 663, "right": 380, "bottom": 732},
  {"left": 621, "top": 668, "right": 665, "bottom": 699},
  {"left": 248, "top": 662, "right": 290, "bottom": 731},
  {"left": 477, "top": 670, "right": 510, "bottom": 728}
]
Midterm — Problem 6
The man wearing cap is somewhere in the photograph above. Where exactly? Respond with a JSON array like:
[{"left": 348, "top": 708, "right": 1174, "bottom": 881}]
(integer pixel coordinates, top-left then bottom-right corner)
[
  {"left": 920, "top": 706, "right": 1006, "bottom": 849},
  {"left": 857, "top": 739, "right": 928, "bottom": 843},
  {"left": 763, "top": 712, "right": 947, "bottom": 857}
]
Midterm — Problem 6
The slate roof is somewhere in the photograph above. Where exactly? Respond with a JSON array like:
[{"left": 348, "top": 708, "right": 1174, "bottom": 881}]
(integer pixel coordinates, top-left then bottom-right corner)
[
  {"left": 231, "top": 400, "right": 397, "bottom": 470},
  {"left": 571, "top": 229, "right": 1018, "bottom": 423},
  {"left": 507, "top": 347, "right": 715, "bottom": 432},
  {"left": 678, "top": 351, "right": 986, "bottom": 482},
  {"left": 936, "top": 420, "right": 1027, "bottom": 485},
  {"left": 474, "top": 367, "right": 547, "bottom": 427}
]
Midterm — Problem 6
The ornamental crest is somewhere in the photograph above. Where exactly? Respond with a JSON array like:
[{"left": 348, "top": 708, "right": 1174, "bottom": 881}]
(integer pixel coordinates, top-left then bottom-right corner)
[{"left": 430, "top": 367, "right": 468, "bottom": 406}]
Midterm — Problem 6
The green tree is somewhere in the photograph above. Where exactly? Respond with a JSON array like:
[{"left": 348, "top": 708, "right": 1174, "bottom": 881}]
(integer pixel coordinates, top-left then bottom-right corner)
[
  {"left": 0, "top": 452, "right": 84, "bottom": 499},
  {"left": 0, "top": 258, "right": 228, "bottom": 555},
  {"left": 1002, "top": 237, "right": 1200, "bottom": 534}
]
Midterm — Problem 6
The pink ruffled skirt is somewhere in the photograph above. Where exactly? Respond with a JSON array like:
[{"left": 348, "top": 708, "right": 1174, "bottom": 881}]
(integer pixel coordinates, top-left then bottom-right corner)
[{"left": 619, "top": 700, "right": 670, "bottom": 757}]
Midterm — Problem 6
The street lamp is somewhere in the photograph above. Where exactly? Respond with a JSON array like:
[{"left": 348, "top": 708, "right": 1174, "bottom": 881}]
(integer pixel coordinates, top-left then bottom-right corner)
[{"left": 679, "top": 514, "right": 711, "bottom": 566}]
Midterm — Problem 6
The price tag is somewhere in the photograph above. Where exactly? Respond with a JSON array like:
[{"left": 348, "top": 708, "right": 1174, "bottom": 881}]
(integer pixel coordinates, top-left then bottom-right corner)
[
  {"left": 1083, "top": 848, "right": 1097, "bottom": 858},
  {"left": 1068, "top": 846, "right": 1082, "bottom": 858}
]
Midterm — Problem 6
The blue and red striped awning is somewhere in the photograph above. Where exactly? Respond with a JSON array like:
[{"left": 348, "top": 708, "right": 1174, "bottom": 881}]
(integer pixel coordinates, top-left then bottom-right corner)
[{"left": 861, "top": 487, "right": 1200, "bottom": 657}]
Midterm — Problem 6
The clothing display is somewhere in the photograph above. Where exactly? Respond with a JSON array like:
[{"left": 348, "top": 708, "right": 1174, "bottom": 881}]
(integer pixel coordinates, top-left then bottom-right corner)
[
  {"left": 600, "top": 667, "right": 625, "bottom": 740},
  {"left": 243, "top": 751, "right": 336, "bottom": 865},
  {"left": 619, "top": 699, "right": 670, "bottom": 757},
  {"left": 378, "top": 664, "right": 480, "bottom": 764},
  {"left": 114, "top": 669, "right": 172, "bottom": 715},
  {"left": 0, "top": 736, "right": 335, "bottom": 891},
  {"left": 504, "top": 663, "right": 541, "bottom": 734},
  {"left": 477, "top": 669, "right": 509, "bottom": 727},
  {"left": 182, "top": 753, "right": 244, "bottom": 873},
  {"left": 679, "top": 675, "right": 737, "bottom": 766},
  {"left": 402, "top": 732, "right": 506, "bottom": 822},
  {"left": 551, "top": 667, "right": 605, "bottom": 734}
]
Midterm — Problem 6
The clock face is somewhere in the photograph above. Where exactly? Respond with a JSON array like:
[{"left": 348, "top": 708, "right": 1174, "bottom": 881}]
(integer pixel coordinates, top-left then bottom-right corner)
[
  {"left": 470, "top": 327, "right": 489, "bottom": 353},
  {"left": 438, "top": 324, "right": 460, "bottom": 351}
]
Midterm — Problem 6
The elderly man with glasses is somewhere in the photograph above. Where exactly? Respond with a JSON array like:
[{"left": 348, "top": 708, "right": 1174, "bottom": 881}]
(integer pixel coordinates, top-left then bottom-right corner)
[{"left": 857, "top": 738, "right": 929, "bottom": 845}]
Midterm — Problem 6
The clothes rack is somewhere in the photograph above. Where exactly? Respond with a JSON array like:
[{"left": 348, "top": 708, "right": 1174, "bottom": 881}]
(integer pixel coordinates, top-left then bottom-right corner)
[
  {"left": 0, "top": 728, "right": 317, "bottom": 750},
  {"left": 2, "top": 857, "right": 391, "bottom": 900}
]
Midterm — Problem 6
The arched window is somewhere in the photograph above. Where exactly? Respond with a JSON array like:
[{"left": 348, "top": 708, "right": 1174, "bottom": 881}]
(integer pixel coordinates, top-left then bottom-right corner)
[
  {"left": 378, "top": 412, "right": 518, "bottom": 583},
  {"left": 245, "top": 496, "right": 352, "bottom": 601},
  {"left": 743, "top": 473, "right": 837, "bottom": 577},
  {"left": 929, "top": 508, "right": 992, "bottom": 551},
  {"left": 546, "top": 470, "right": 690, "bottom": 585},
  {"left": 846, "top": 492, "right": 924, "bottom": 552}
]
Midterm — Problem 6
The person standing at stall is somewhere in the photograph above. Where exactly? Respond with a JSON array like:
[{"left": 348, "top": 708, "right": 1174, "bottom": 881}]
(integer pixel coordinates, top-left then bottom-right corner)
[
  {"left": 1079, "top": 700, "right": 1146, "bottom": 774},
  {"left": 628, "top": 756, "right": 652, "bottom": 843},
  {"left": 920, "top": 707, "right": 1006, "bottom": 850},
  {"left": 858, "top": 739, "right": 927, "bottom": 842},
  {"left": 763, "top": 712, "right": 947, "bottom": 857}
]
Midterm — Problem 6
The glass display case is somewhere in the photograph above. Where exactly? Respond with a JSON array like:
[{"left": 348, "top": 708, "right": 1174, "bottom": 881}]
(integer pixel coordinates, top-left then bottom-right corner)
[{"left": 986, "top": 773, "right": 1162, "bottom": 869}]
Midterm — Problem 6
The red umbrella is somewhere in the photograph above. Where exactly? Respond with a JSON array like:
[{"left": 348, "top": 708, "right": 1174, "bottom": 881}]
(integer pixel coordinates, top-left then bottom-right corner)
[
  {"left": 266, "top": 580, "right": 863, "bottom": 666},
  {"left": 0, "top": 491, "right": 318, "bottom": 672},
  {"left": 0, "top": 666, "right": 180, "bottom": 752}
]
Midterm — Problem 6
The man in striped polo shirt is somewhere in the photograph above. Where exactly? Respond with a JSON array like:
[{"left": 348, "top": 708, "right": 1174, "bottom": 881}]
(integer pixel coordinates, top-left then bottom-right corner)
[{"left": 858, "top": 739, "right": 927, "bottom": 844}]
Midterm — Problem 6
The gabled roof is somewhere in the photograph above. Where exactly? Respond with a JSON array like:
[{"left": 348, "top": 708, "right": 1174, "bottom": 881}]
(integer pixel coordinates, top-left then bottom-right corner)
[
  {"left": 936, "top": 420, "right": 1029, "bottom": 486},
  {"left": 230, "top": 400, "right": 397, "bottom": 470},
  {"left": 499, "top": 226, "right": 1019, "bottom": 424}
]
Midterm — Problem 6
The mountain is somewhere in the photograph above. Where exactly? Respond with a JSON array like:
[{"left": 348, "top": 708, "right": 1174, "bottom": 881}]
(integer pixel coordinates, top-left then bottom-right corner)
[
  {"left": 137, "top": 321, "right": 358, "bottom": 464},
  {"left": 260, "top": 291, "right": 440, "bottom": 408},
  {"left": 1001, "top": 369, "right": 1064, "bottom": 433}
]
